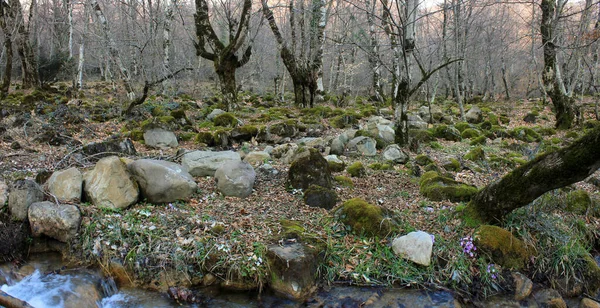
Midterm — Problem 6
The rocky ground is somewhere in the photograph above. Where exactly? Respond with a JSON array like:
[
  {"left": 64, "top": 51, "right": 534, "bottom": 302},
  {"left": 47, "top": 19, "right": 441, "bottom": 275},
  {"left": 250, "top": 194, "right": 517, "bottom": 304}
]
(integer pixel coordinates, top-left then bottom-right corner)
[{"left": 1, "top": 83, "right": 600, "bottom": 306}]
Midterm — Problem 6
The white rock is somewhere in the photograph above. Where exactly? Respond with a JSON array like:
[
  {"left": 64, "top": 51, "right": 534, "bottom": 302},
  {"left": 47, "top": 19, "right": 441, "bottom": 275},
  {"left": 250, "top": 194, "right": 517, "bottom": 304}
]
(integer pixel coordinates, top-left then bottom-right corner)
[
  {"left": 143, "top": 128, "right": 178, "bottom": 149},
  {"left": 181, "top": 150, "right": 241, "bottom": 177},
  {"left": 392, "top": 231, "right": 433, "bottom": 266}
]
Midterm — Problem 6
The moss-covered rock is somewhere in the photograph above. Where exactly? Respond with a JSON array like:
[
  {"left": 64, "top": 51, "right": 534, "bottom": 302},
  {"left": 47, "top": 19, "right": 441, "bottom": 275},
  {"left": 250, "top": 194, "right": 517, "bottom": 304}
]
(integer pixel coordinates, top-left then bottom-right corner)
[
  {"left": 347, "top": 162, "right": 366, "bottom": 177},
  {"left": 473, "top": 225, "right": 531, "bottom": 270},
  {"left": 565, "top": 190, "right": 593, "bottom": 215},
  {"left": 454, "top": 122, "right": 471, "bottom": 133},
  {"left": 270, "top": 120, "right": 300, "bottom": 138},
  {"left": 461, "top": 128, "right": 481, "bottom": 139},
  {"left": 334, "top": 198, "right": 397, "bottom": 237},
  {"left": 303, "top": 185, "right": 338, "bottom": 210},
  {"left": 415, "top": 154, "right": 434, "bottom": 166},
  {"left": 470, "top": 136, "right": 486, "bottom": 146},
  {"left": 288, "top": 148, "right": 332, "bottom": 189},
  {"left": 408, "top": 129, "right": 435, "bottom": 143},
  {"left": 509, "top": 127, "right": 542, "bottom": 142},
  {"left": 535, "top": 127, "right": 556, "bottom": 136},
  {"left": 479, "top": 121, "right": 492, "bottom": 131},
  {"left": 442, "top": 158, "right": 461, "bottom": 172},
  {"left": 369, "top": 162, "right": 393, "bottom": 171},
  {"left": 213, "top": 112, "right": 239, "bottom": 127},
  {"left": 432, "top": 125, "right": 461, "bottom": 141},
  {"left": 419, "top": 171, "right": 478, "bottom": 202},
  {"left": 230, "top": 125, "right": 258, "bottom": 142},
  {"left": 195, "top": 131, "right": 215, "bottom": 146},
  {"left": 334, "top": 175, "right": 353, "bottom": 188},
  {"left": 565, "top": 131, "right": 579, "bottom": 139},
  {"left": 327, "top": 160, "right": 345, "bottom": 173},
  {"left": 464, "top": 147, "right": 485, "bottom": 161}
]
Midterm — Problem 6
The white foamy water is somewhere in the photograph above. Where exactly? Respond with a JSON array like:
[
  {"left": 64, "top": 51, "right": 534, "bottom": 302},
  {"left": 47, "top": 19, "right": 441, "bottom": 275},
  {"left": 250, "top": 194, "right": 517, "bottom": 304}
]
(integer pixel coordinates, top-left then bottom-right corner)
[{"left": 1, "top": 270, "right": 73, "bottom": 307}]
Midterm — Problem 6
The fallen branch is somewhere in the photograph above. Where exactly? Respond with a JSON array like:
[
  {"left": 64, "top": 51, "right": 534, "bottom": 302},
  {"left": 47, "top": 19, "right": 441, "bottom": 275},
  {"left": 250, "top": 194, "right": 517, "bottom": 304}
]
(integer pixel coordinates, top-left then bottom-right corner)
[{"left": 0, "top": 290, "right": 35, "bottom": 308}]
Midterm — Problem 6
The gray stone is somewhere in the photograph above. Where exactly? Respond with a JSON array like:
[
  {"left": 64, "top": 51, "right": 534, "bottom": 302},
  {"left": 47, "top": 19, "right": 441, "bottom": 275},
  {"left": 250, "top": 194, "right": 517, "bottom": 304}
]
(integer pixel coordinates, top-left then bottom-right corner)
[
  {"left": 84, "top": 156, "right": 139, "bottom": 209},
  {"left": 267, "top": 243, "right": 319, "bottom": 300},
  {"left": 325, "top": 155, "right": 345, "bottom": 172},
  {"left": 243, "top": 151, "right": 271, "bottom": 167},
  {"left": 407, "top": 114, "right": 429, "bottom": 129},
  {"left": 8, "top": 179, "right": 44, "bottom": 221},
  {"left": 329, "top": 137, "right": 345, "bottom": 156},
  {"left": 466, "top": 106, "right": 483, "bottom": 124},
  {"left": 346, "top": 136, "right": 377, "bottom": 156},
  {"left": 181, "top": 150, "right": 241, "bottom": 177},
  {"left": 296, "top": 137, "right": 326, "bottom": 148},
  {"left": 263, "top": 145, "right": 274, "bottom": 154},
  {"left": 418, "top": 105, "right": 444, "bottom": 123},
  {"left": 383, "top": 144, "right": 409, "bottom": 164},
  {"left": 28, "top": 201, "right": 81, "bottom": 242},
  {"left": 82, "top": 138, "right": 136, "bottom": 158},
  {"left": 214, "top": 161, "right": 256, "bottom": 198},
  {"left": 0, "top": 181, "right": 8, "bottom": 207},
  {"left": 128, "top": 159, "right": 196, "bottom": 204},
  {"left": 47, "top": 167, "right": 83, "bottom": 202},
  {"left": 367, "top": 116, "right": 393, "bottom": 126},
  {"left": 339, "top": 129, "right": 358, "bottom": 144},
  {"left": 206, "top": 109, "right": 225, "bottom": 121},
  {"left": 533, "top": 289, "right": 566, "bottom": 308},
  {"left": 272, "top": 143, "right": 298, "bottom": 159},
  {"left": 366, "top": 122, "right": 395, "bottom": 144},
  {"left": 143, "top": 128, "right": 178, "bottom": 149},
  {"left": 392, "top": 231, "right": 434, "bottom": 266}
]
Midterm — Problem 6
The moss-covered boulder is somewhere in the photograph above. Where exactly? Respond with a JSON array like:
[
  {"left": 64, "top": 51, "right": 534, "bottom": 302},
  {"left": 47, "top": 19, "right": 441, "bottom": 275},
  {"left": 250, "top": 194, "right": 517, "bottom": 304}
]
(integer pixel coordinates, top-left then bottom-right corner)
[
  {"left": 408, "top": 129, "right": 434, "bottom": 143},
  {"left": 473, "top": 225, "right": 531, "bottom": 270},
  {"left": 433, "top": 125, "right": 461, "bottom": 141},
  {"left": 442, "top": 158, "right": 461, "bottom": 172},
  {"left": 288, "top": 148, "right": 332, "bottom": 190},
  {"left": 195, "top": 131, "right": 215, "bottom": 146},
  {"left": 334, "top": 175, "right": 353, "bottom": 188},
  {"left": 415, "top": 154, "right": 434, "bottom": 166},
  {"left": 419, "top": 171, "right": 478, "bottom": 202},
  {"left": 464, "top": 147, "right": 485, "bottom": 161},
  {"left": 470, "top": 136, "right": 486, "bottom": 146},
  {"left": 565, "top": 190, "right": 593, "bottom": 215},
  {"left": 270, "top": 120, "right": 300, "bottom": 138},
  {"left": 369, "top": 162, "right": 393, "bottom": 171},
  {"left": 325, "top": 155, "right": 345, "bottom": 172},
  {"left": 230, "top": 125, "right": 258, "bottom": 142},
  {"left": 509, "top": 127, "right": 542, "bottom": 142},
  {"left": 334, "top": 198, "right": 397, "bottom": 237},
  {"left": 303, "top": 185, "right": 338, "bottom": 210},
  {"left": 213, "top": 112, "right": 239, "bottom": 127},
  {"left": 454, "top": 122, "right": 472, "bottom": 133},
  {"left": 461, "top": 128, "right": 481, "bottom": 139},
  {"left": 346, "top": 161, "right": 366, "bottom": 177}
]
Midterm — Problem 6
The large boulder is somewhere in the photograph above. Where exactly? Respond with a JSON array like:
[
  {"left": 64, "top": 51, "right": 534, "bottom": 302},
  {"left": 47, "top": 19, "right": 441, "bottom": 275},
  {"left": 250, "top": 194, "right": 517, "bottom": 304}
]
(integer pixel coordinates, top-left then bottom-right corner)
[
  {"left": 303, "top": 185, "right": 338, "bottom": 209},
  {"left": 473, "top": 225, "right": 531, "bottom": 270},
  {"left": 214, "top": 161, "right": 256, "bottom": 198},
  {"left": 8, "top": 179, "right": 44, "bottom": 221},
  {"left": 407, "top": 114, "right": 428, "bottom": 129},
  {"left": 288, "top": 148, "right": 332, "bottom": 189},
  {"left": 47, "top": 167, "right": 83, "bottom": 202},
  {"left": 128, "top": 159, "right": 196, "bottom": 203},
  {"left": 392, "top": 231, "right": 434, "bottom": 266},
  {"left": 181, "top": 150, "right": 241, "bottom": 177},
  {"left": 82, "top": 137, "right": 136, "bottom": 158},
  {"left": 334, "top": 198, "right": 397, "bottom": 237},
  {"left": 143, "top": 128, "right": 178, "bottom": 149},
  {"left": 366, "top": 122, "right": 395, "bottom": 145},
  {"left": 346, "top": 136, "right": 377, "bottom": 157},
  {"left": 465, "top": 106, "right": 483, "bottom": 124},
  {"left": 267, "top": 242, "right": 320, "bottom": 300},
  {"left": 28, "top": 201, "right": 81, "bottom": 242},
  {"left": 84, "top": 156, "right": 139, "bottom": 209},
  {"left": 383, "top": 144, "right": 409, "bottom": 164},
  {"left": 419, "top": 171, "right": 478, "bottom": 202}
]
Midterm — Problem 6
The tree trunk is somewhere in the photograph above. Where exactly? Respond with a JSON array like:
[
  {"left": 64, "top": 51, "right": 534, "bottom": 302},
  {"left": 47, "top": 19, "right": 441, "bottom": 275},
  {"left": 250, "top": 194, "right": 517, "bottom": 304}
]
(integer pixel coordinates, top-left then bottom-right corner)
[
  {"left": 0, "top": 8, "right": 12, "bottom": 96},
  {"left": 215, "top": 58, "right": 238, "bottom": 111},
  {"left": 394, "top": 81, "right": 410, "bottom": 146},
  {"left": 10, "top": 0, "right": 39, "bottom": 89},
  {"left": 0, "top": 290, "right": 34, "bottom": 308},
  {"left": 466, "top": 125, "right": 600, "bottom": 224}
]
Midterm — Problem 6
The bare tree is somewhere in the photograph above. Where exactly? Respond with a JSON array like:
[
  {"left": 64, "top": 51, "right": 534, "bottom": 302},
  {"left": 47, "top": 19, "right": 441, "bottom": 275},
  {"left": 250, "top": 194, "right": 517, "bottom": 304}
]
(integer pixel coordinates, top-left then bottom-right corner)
[
  {"left": 261, "top": 0, "right": 328, "bottom": 108},
  {"left": 0, "top": 0, "right": 14, "bottom": 96},
  {"left": 10, "top": 0, "right": 39, "bottom": 89},
  {"left": 194, "top": 0, "right": 253, "bottom": 111}
]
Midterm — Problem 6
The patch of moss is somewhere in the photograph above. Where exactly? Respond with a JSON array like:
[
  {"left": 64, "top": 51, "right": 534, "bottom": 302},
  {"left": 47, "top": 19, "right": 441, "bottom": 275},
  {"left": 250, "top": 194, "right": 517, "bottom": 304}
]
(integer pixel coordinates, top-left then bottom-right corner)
[
  {"left": 279, "top": 219, "right": 305, "bottom": 239},
  {"left": 479, "top": 121, "right": 492, "bottom": 131},
  {"left": 473, "top": 225, "right": 531, "bottom": 269},
  {"left": 334, "top": 198, "right": 397, "bottom": 237},
  {"left": 347, "top": 162, "right": 366, "bottom": 177},
  {"left": 429, "top": 141, "right": 443, "bottom": 149},
  {"left": 464, "top": 147, "right": 485, "bottom": 161},
  {"left": 565, "top": 190, "right": 592, "bottom": 215},
  {"left": 488, "top": 113, "right": 499, "bottom": 125},
  {"left": 179, "top": 132, "right": 196, "bottom": 142},
  {"left": 230, "top": 125, "right": 258, "bottom": 142},
  {"left": 369, "top": 162, "right": 393, "bottom": 171},
  {"left": 511, "top": 157, "right": 528, "bottom": 165},
  {"left": 130, "top": 130, "right": 144, "bottom": 141},
  {"left": 470, "top": 136, "right": 486, "bottom": 146},
  {"left": 328, "top": 160, "right": 345, "bottom": 172},
  {"left": 213, "top": 112, "right": 239, "bottom": 127},
  {"left": 454, "top": 122, "right": 471, "bottom": 133},
  {"left": 415, "top": 154, "right": 434, "bottom": 166},
  {"left": 535, "top": 126, "right": 556, "bottom": 136},
  {"left": 195, "top": 132, "right": 215, "bottom": 146},
  {"left": 334, "top": 175, "right": 354, "bottom": 188},
  {"left": 419, "top": 171, "right": 478, "bottom": 202},
  {"left": 551, "top": 137, "right": 561, "bottom": 144},
  {"left": 565, "top": 131, "right": 579, "bottom": 139},
  {"left": 424, "top": 163, "right": 441, "bottom": 173},
  {"left": 443, "top": 158, "right": 461, "bottom": 172},
  {"left": 303, "top": 185, "right": 338, "bottom": 209},
  {"left": 432, "top": 125, "right": 461, "bottom": 141},
  {"left": 461, "top": 128, "right": 481, "bottom": 139},
  {"left": 409, "top": 129, "right": 434, "bottom": 143},
  {"left": 509, "top": 127, "right": 542, "bottom": 142}
]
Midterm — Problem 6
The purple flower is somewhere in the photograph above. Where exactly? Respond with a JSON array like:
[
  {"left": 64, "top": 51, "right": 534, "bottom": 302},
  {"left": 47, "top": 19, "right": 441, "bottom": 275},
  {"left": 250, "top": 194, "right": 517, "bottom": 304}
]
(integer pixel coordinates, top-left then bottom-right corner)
[
  {"left": 487, "top": 264, "right": 498, "bottom": 280},
  {"left": 460, "top": 236, "right": 477, "bottom": 258}
]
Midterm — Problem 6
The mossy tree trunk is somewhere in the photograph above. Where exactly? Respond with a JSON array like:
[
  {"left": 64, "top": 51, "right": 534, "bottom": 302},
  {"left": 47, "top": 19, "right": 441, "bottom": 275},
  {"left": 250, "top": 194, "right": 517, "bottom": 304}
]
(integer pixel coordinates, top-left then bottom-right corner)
[
  {"left": 10, "top": 0, "right": 39, "bottom": 89},
  {"left": 194, "top": 0, "right": 252, "bottom": 112},
  {"left": 0, "top": 1, "right": 13, "bottom": 97},
  {"left": 466, "top": 126, "right": 600, "bottom": 224}
]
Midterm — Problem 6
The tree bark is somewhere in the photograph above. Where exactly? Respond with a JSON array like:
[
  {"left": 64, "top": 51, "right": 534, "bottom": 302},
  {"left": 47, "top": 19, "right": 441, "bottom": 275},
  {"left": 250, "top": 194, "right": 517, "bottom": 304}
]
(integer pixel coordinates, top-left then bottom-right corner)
[
  {"left": 466, "top": 125, "right": 600, "bottom": 224},
  {"left": 0, "top": 1, "right": 13, "bottom": 96},
  {"left": 10, "top": 0, "right": 39, "bottom": 89}
]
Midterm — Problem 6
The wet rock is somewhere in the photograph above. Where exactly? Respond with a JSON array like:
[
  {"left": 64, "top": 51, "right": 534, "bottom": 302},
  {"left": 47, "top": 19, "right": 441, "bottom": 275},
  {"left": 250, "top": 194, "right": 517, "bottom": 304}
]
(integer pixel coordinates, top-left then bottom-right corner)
[
  {"left": 287, "top": 148, "right": 332, "bottom": 189},
  {"left": 0, "top": 181, "right": 8, "bottom": 207},
  {"left": 466, "top": 106, "right": 483, "bottom": 124},
  {"left": 512, "top": 272, "right": 533, "bottom": 301},
  {"left": 47, "top": 167, "right": 83, "bottom": 202},
  {"left": 392, "top": 231, "right": 434, "bottom": 266},
  {"left": 128, "top": 159, "right": 196, "bottom": 204},
  {"left": 243, "top": 151, "right": 271, "bottom": 167},
  {"left": 65, "top": 278, "right": 103, "bottom": 308},
  {"left": 346, "top": 136, "right": 377, "bottom": 156},
  {"left": 181, "top": 150, "right": 241, "bottom": 177},
  {"left": 143, "top": 128, "right": 178, "bottom": 149},
  {"left": 303, "top": 185, "right": 338, "bottom": 209},
  {"left": 533, "top": 289, "right": 567, "bottom": 308},
  {"left": 28, "top": 201, "right": 81, "bottom": 242},
  {"left": 82, "top": 137, "right": 137, "bottom": 158},
  {"left": 84, "top": 156, "right": 139, "bottom": 209},
  {"left": 267, "top": 242, "right": 320, "bottom": 300},
  {"left": 383, "top": 144, "right": 409, "bottom": 164},
  {"left": 474, "top": 225, "right": 531, "bottom": 270},
  {"left": 214, "top": 161, "right": 256, "bottom": 198},
  {"left": 8, "top": 179, "right": 44, "bottom": 221}
]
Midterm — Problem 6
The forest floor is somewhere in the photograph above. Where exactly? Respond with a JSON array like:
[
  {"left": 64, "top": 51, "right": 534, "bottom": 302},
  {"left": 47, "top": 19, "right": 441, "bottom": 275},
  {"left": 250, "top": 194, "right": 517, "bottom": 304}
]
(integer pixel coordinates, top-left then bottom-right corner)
[{"left": 1, "top": 82, "right": 599, "bottom": 304}]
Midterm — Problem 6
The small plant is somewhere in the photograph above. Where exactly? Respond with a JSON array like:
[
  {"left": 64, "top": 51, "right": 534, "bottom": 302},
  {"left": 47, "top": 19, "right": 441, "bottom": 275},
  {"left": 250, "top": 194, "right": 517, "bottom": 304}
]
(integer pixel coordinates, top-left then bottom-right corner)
[
  {"left": 460, "top": 236, "right": 477, "bottom": 257},
  {"left": 486, "top": 263, "right": 498, "bottom": 280}
]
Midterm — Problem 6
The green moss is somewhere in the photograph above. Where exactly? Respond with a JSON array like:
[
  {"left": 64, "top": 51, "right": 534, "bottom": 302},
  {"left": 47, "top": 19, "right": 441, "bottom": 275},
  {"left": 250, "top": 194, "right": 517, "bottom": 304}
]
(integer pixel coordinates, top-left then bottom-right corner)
[
  {"left": 473, "top": 225, "right": 531, "bottom": 269},
  {"left": 429, "top": 141, "right": 443, "bottom": 149},
  {"left": 443, "top": 158, "right": 461, "bottom": 172},
  {"left": 509, "top": 127, "right": 542, "bottom": 142},
  {"left": 551, "top": 137, "right": 561, "bottom": 144},
  {"left": 369, "top": 162, "right": 393, "bottom": 171},
  {"left": 331, "top": 114, "right": 357, "bottom": 129},
  {"left": 211, "top": 224, "right": 226, "bottom": 234},
  {"left": 334, "top": 198, "right": 397, "bottom": 237},
  {"left": 409, "top": 129, "right": 434, "bottom": 143},
  {"left": 464, "top": 147, "right": 485, "bottom": 161},
  {"left": 130, "top": 130, "right": 144, "bottom": 141},
  {"left": 334, "top": 175, "right": 354, "bottom": 188},
  {"left": 424, "top": 163, "right": 441, "bottom": 173},
  {"left": 432, "top": 125, "right": 461, "bottom": 141},
  {"left": 328, "top": 160, "right": 345, "bottom": 172},
  {"left": 535, "top": 126, "right": 557, "bottom": 136},
  {"left": 470, "top": 136, "right": 487, "bottom": 146},
  {"left": 565, "top": 190, "right": 592, "bottom": 215},
  {"left": 195, "top": 132, "right": 215, "bottom": 146},
  {"left": 419, "top": 171, "right": 478, "bottom": 202},
  {"left": 415, "top": 154, "right": 434, "bottom": 166},
  {"left": 213, "top": 112, "right": 239, "bottom": 127},
  {"left": 565, "top": 131, "right": 579, "bottom": 139},
  {"left": 461, "top": 128, "right": 481, "bottom": 139},
  {"left": 454, "top": 122, "right": 471, "bottom": 133},
  {"left": 499, "top": 115, "right": 510, "bottom": 124},
  {"left": 479, "top": 121, "right": 492, "bottom": 131},
  {"left": 511, "top": 157, "right": 528, "bottom": 165},
  {"left": 288, "top": 148, "right": 332, "bottom": 189},
  {"left": 279, "top": 220, "right": 305, "bottom": 238},
  {"left": 179, "top": 132, "right": 196, "bottom": 141},
  {"left": 488, "top": 113, "right": 499, "bottom": 125},
  {"left": 347, "top": 162, "right": 366, "bottom": 177}
]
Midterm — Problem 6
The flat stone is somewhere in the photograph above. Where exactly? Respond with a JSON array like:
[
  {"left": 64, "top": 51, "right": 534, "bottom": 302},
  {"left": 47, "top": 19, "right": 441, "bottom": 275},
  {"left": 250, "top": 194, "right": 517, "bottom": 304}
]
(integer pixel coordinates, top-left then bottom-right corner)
[{"left": 181, "top": 150, "right": 241, "bottom": 177}]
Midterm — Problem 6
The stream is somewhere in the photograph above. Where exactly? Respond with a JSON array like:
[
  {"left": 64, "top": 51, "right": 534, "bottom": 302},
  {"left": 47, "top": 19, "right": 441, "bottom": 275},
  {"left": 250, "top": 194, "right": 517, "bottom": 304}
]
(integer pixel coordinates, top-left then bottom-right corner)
[{"left": 1, "top": 253, "right": 599, "bottom": 307}]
